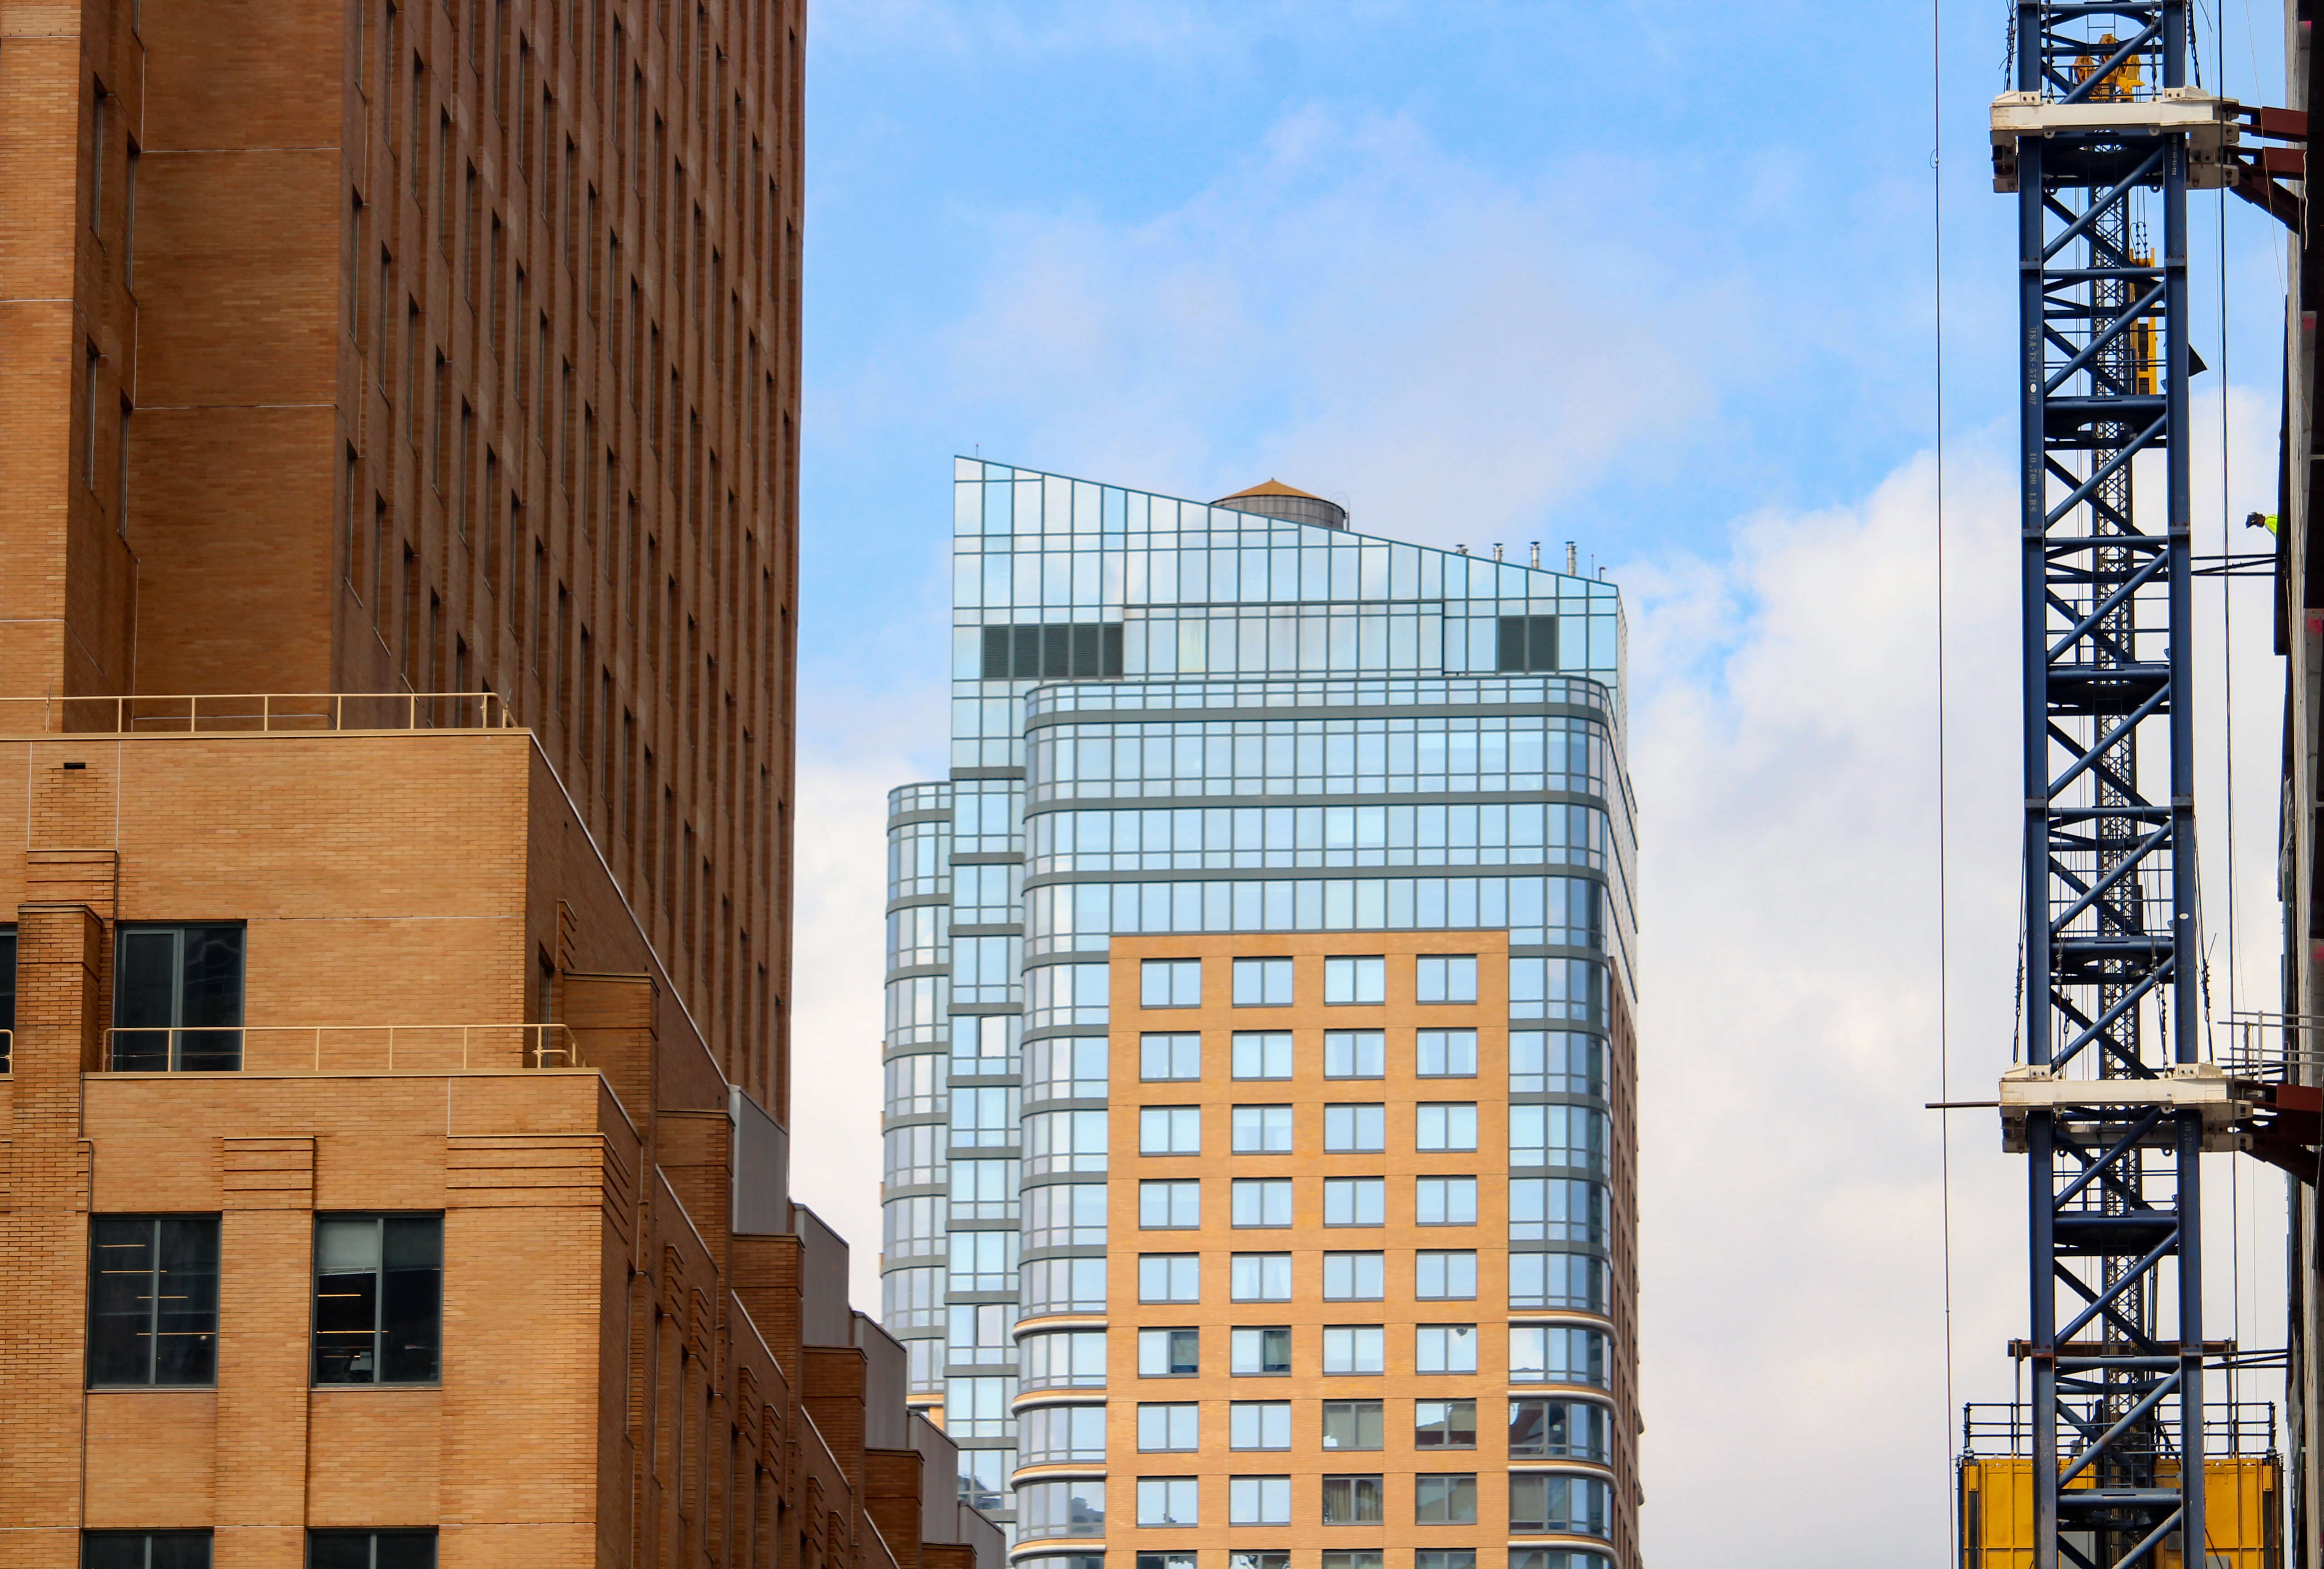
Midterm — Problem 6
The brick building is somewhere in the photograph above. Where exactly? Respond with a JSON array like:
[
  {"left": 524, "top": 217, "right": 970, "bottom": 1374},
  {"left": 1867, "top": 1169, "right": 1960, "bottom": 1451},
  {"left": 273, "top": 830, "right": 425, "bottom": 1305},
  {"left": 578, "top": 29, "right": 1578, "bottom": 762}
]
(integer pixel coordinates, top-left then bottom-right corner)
[{"left": 0, "top": 0, "right": 995, "bottom": 1565}]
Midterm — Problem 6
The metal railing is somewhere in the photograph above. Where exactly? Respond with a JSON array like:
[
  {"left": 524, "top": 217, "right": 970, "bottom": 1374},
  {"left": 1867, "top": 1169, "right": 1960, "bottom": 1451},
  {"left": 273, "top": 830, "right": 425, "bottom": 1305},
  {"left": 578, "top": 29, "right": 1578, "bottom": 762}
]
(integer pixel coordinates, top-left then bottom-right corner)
[
  {"left": 101, "top": 1023, "right": 579, "bottom": 1073},
  {"left": 1963, "top": 1400, "right": 2277, "bottom": 1458},
  {"left": 0, "top": 691, "right": 519, "bottom": 736},
  {"left": 2214, "top": 1011, "right": 2324, "bottom": 1082}
]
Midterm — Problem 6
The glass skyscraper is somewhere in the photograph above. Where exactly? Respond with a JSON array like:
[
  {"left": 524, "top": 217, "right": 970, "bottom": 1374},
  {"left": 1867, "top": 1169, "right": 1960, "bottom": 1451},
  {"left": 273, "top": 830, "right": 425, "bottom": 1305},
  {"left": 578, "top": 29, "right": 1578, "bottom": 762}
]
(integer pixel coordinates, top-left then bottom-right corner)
[{"left": 880, "top": 461, "right": 1640, "bottom": 1569}]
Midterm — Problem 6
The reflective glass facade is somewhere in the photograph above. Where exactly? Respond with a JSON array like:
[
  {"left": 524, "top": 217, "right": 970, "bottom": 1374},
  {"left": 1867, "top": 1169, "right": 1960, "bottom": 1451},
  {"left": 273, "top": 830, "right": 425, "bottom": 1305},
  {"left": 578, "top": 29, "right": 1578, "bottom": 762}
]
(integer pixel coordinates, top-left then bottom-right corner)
[{"left": 880, "top": 461, "right": 1638, "bottom": 1553}]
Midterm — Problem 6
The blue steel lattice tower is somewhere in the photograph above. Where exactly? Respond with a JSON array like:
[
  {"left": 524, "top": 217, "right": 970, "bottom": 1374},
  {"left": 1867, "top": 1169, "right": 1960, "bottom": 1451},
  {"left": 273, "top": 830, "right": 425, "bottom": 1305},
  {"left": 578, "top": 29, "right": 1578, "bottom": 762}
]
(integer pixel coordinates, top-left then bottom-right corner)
[
  {"left": 878, "top": 464, "right": 1641, "bottom": 1566},
  {"left": 1988, "top": 6, "right": 2244, "bottom": 1564}
]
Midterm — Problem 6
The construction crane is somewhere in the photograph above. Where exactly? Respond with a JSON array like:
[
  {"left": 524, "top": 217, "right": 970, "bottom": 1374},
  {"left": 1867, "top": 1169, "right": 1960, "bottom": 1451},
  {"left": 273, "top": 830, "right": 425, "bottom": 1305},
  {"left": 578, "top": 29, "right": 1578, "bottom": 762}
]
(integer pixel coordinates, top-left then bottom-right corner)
[{"left": 1962, "top": 6, "right": 2319, "bottom": 1566}]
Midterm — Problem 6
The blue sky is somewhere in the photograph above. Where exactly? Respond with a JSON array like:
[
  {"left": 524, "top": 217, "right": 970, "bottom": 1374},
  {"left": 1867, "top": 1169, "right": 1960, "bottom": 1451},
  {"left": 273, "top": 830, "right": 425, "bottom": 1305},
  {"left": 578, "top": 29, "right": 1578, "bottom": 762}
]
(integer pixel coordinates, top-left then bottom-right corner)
[{"left": 783, "top": 5, "right": 2295, "bottom": 1563}]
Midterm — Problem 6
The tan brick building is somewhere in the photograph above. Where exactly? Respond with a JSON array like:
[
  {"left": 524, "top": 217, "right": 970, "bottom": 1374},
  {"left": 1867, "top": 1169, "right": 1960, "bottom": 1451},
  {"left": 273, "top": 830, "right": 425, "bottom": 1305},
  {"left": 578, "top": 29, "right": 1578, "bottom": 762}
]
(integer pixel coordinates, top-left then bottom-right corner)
[{"left": 0, "top": 0, "right": 996, "bottom": 1565}]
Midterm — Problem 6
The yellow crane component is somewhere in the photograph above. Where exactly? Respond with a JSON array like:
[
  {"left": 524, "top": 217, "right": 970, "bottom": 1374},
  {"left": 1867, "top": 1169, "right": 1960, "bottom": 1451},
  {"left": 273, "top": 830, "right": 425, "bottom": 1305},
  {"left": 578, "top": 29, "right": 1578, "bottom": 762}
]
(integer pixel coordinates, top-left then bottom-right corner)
[{"left": 1958, "top": 1456, "right": 2284, "bottom": 1568}]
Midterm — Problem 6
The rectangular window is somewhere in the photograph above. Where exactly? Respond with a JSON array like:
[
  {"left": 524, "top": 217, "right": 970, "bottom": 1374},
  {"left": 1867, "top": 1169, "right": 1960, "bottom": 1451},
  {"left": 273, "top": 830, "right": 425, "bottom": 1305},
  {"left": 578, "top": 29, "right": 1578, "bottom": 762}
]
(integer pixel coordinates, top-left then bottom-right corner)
[
  {"left": 1230, "top": 1326, "right": 1291, "bottom": 1376},
  {"left": 1231, "top": 1554, "right": 1290, "bottom": 1569},
  {"left": 1496, "top": 613, "right": 1559, "bottom": 673},
  {"left": 1136, "top": 1478, "right": 1198, "bottom": 1528},
  {"left": 1321, "top": 1325, "right": 1383, "bottom": 1374},
  {"left": 1232, "top": 957, "right": 1292, "bottom": 1007},
  {"left": 1138, "top": 1555, "right": 1195, "bottom": 1569},
  {"left": 1229, "top": 1400, "right": 1291, "bottom": 1450},
  {"left": 1139, "top": 1106, "right": 1201, "bottom": 1155},
  {"left": 1137, "top": 1327, "right": 1199, "bottom": 1377},
  {"left": 1323, "top": 1555, "right": 1383, "bottom": 1569},
  {"left": 1323, "top": 1177, "right": 1385, "bottom": 1227},
  {"left": 1323, "top": 956, "right": 1384, "bottom": 1005},
  {"left": 1231, "top": 1104, "right": 1293, "bottom": 1154},
  {"left": 1140, "top": 1032, "right": 1200, "bottom": 1081},
  {"left": 80, "top": 1534, "right": 213, "bottom": 1569},
  {"left": 1416, "top": 1177, "right": 1478, "bottom": 1226},
  {"left": 313, "top": 1213, "right": 444, "bottom": 1384},
  {"left": 1138, "top": 1254, "right": 1200, "bottom": 1304},
  {"left": 1228, "top": 1476, "right": 1291, "bottom": 1526},
  {"left": 1417, "top": 1029, "right": 1478, "bottom": 1077},
  {"left": 1507, "top": 1398, "right": 1605, "bottom": 1460},
  {"left": 1321, "top": 1252, "right": 1384, "bottom": 1301},
  {"left": 1320, "top": 1399, "right": 1384, "bottom": 1451},
  {"left": 1415, "top": 955, "right": 1478, "bottom": 1004},
  {"left": 1416, "top": 1104, "right": 1478, "bottom": 1152},
  {"left": 1230, "top": 1253, "right": 1291, "bottom": 1302},
  {"left": 1139, "top": 1179, "right": 1200, "bottom": 1229},
  {"left": 1416, "top": 1399, "right": 1478, "bottom": 1449},
  {"left": 1231, "top": 1179, "right": 1292, "bottom": 1228},
  {"left": 111, "top": 923, "right": 245, "bottom": 1071},
  {"left": 307, "top": 1532, "right": 438, "bottom": 1569},
  {"left": 1141, "top": 958, "right": 1202, "bottom": 1008},
  {"left": 1323, "top": 1104, "right": 1385, "bottom": 1153},
  {"left": 1416, "top": 1251, "right": 1478, "bottom": 1300},
  {"left": 1414, "top": 1474, "right": 1479, "bottom": 1525},
  {"left": 87, "top": 1215, "right": 219, "bottom": 1386},
  {"left": 1320, "top": 1475, "right": 1384, "bottom": 1525},
  {"left": 1231, "top": 1031, "right": 1292, "bottom": 1080},
  {"left": 1509, "top": 1474, "right": 1608, "bottom": 1535},
  {"left": 1416, "top": 1553, "right": 1475, "bottom": 1569},
  {"left": 1323, "top": 1031, "right": 1385, "bottom": 1079},
  {"left": 0, "top": 924, "right": 15, "bottom": 1070},
  {"left": 981, "top": 621, "right": 1124, "bottom": 680},
  {"left": 1137, "top": 1402, "right": 1199, "bottom": 1452},
  {"left": 1415, "top": 1324, "right": 1478, "bottom": 1374}
]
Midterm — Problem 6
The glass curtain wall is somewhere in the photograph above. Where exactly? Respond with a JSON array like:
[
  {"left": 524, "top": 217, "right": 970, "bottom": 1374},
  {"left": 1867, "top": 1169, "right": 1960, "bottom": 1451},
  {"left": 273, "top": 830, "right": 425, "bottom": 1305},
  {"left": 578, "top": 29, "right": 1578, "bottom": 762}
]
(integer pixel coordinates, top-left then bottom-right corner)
[{"left": 882, "top": 460, "right": 1635, "bottom": 1541}]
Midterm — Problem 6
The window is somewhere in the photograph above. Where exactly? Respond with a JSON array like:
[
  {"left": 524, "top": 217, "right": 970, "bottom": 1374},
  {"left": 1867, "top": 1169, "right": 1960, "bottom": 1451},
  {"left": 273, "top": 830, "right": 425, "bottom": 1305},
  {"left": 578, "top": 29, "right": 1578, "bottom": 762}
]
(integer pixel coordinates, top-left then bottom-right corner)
[
  {"left": 1229, "top": 1475, "right": 1291, "bottom": 1526},
  {"left": 1323, "top": 1178, "right": 1385, "bottom": 1227},
  {"left": 1320, "top": 1475, "right": 1384, "bottom": 1525},
  {"left": 1320, "top": 1400, "right": 1383, "bottom": 1451},
  {"left": 1415, "top": 955, "right": 1478, "bottom": 1004},
  {"left": 1138, "top": 1402, "right": 1199, "bottom": 1451},
  {"left": 1416, "top": 1251, "right": 1478, "bottom": 1300},
  {"left": 1024, "top": 1404, "right": 1108, "bottom": 1465},
  {"left": 1322, "top": 1031, "right": 1385, "bottom": 1079},
  {"left": 1415, "top": 1475, "right": 1478, "bottom": 1525},
  {"left": 0, "top": 923, "right": 14, "bottom": 1068},
  {"left": 88, "top": 1215, "right": 219, "bottom": 1386},
  {"left": 1510, "top": 1105, "right": 1607, "bottom": 1173},
  {"left": 1322, "top": 1555, "right": 1383, "bottom": 1569},
  {"left": 948, "top": 1230, "right": 1017, "bottom": 1291},
  {"left": 1140, "top": 1032, "right": 1200, "bottom": 1081},
  {"left": 1323, "top": 1105, "right": 1384, "bottom": 1153},
  {"left": 1138, "top": 1327, "right": 1199, "bottom": 1377},
  {"left": 1321, "top": 1252, "right": 1384, "bottom": 1300},
  {"left": 1416, "top": 1104, "right": 1478, "bottom": 1152},
  {"left": 951, "top": 1158, "right": 1019, "bottom": 1222},
  {"left": 1322, "top": 956, "right": 1384, "bottom": 1005},
  {"left": 1321, "top": 1325, "right": 1383, "bottom": 1374},
  {"left": 1141, "top": 958, "right": 1201, "bottom": 1008},
  {"left": 950, "top": 1302, "right": 1015, "bottom": 1366},
  {"left": 1417, "top": 1552, "right": 1477, "bottom": 1569},
  {"left": 1140, "top": 1180, "right": 1200, "bottom": 1229},
  {"left": 1139, "top": 1253, "right": 1200, "bottom": 1303},
  {"left": 1509, "top": 1474, "right": 1611, "bottom": 1538},
  {"left": 1417, "top": 1029, "right": 1478, "bottom": 1078},
  {"left": 1139, "top": 1555, "right": 1197, "bottom": 1569},
  {"left": 1028, "top": 1037, "right": 1108, "bottom": 1100},
  {"left": 1416, "top": 1399, "right": 1478, "bottom": 1449},
  {"left": 312, "top": 1214, "right": 444, "bottom": 1384},
  {"left": 1023, "top": 1183, "right": 1104, "bottom": 1248},
  {"left": 1416, "top": 1177, "right": 1478, "bottom": 1226},
  {"left": 983, "top": 621, "right": 1124, "bottom": 680},
  {"left": 307, "top": 1532, "right": 438, "bottom": 1569},
  {"left": 950, "top": 1084, "right": 1019, "bottom": 1147},
  {"left": 1140, "top": 1106, "right": 1201, "bottom": 1155},
  {"left": 1136, "top": 1478, "right": 1198, "bottom": 1527},
  {"left": 1509, "top": 1178, "right": 1604, "bottom": 1244},
  {"left": 1019, "top": 1477, "right": 1107, "bottom": 1539},
  {"left": 1511, "top": 1031, "right": 1603, "bottom": 1096},
  {"left": 1416, "top": 1324, "right": 1478, "bottom": 1374},
  {"left": 1231, "top": 1253, "right": 1292, "bottom": 1302},
  {"left": 1232, "top": 957, "right": 1292, "bottom": 1006},
  {"left": 112, "top": 923, "right": 244, "bottom": 1071},
  {"left": 1230, "top": 1554, "right": 1289, "bottom": 1569},
  {"left": 944, "top": 1375, "right": 1015, "bottom": 1437},
  {"left": 1020, "top": 1328, "right": 1106, "bottom": 1389},
  {"left": 1510, "top": 1325, "right": 1609, "bottom": 1387},
  {"left": 1497, "top": 613, "right": 1560, "bottom": 673},
  {"left": 80, "top": 1534, "right": 211, "bottom": 1569},
  {"left": 1230, "top": 1326, "right": 1291, "bottom": 1376},
  {"left": 1232, "top": 1179, "right": 1293, "bottom": 1228},
  {"left": 1232, "top": 1105, "right": 1293, "bottom": 1154},
  {"left": 1229, "top": 1401, "right": 1291, "bottom": 1450},
  {"left": 1510, "top": 1252, "right": 1605, "bottom": 1312},
  {"left": 1024, "top": 1255, "right": 1108, "bottom": 1316},
  {"left": 1026, "top": 1109, "right": 1109, "bottom": 1175},
  {"left": 1232, "top": 1031, "right": 1292, "bottom": 1079},
  {"left": 1508, "top": 1398, "right": 1609, "bottom": 1462}
]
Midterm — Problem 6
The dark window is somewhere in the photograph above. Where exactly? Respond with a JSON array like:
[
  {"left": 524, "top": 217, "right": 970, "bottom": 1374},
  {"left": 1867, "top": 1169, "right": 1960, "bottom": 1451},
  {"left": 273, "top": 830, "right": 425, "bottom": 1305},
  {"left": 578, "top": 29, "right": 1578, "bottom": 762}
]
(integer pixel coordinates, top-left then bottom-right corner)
[
  {"left": 1496, "top": 614, "right": 1558, "bottom": 673},
  {"left": 112, "top": 924, "right": 243, "bottom": 1071},
  {"left": 1416, "top": 1398, "right": 1478, "bottom": 1449},
  {"left": 0, "top": 923, "right": 15, "bottom": 1071},
  {"left": 1320, "top": 1474, "right": 1384, "bottom": 1525},
  {"left": 1414, "top": 1474, "right": 1479, "bottom": 1524},
  {"left": 1320, "top": 1399, "right": 1384, "bottom": 1451},
  {"left": 1416, "top": 1554, "right": 1475, "bottom": 1569},
  {"left": 308, "top": 1530, "right": 438, "bottom": 1569},
  {"left": 314, "top": 1214, "right": 444, "bottom": 1384},
  {"left": 82, "top": 1532, "right": 211, "bottom": 1569},
  {"left": 88, "top": 1215, "right": 219, "bottom": 1386},
  {"left": 1508, "top": 1397, "right": 1608, "bottom": 1462},
  {"left": 981, "top": 622, "right": 1123, "bottom": 681}
]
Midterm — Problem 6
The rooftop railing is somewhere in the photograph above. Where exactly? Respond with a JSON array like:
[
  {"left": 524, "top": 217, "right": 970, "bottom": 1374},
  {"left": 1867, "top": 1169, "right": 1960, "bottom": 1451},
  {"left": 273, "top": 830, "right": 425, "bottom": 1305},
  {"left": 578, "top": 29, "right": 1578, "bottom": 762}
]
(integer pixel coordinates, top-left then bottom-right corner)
[
  {"left": 99, "top": 1023, "right": 579, "bottom": 1074},
  {"left": 0, "top": 691, "right": 519, "bottom": 736}
]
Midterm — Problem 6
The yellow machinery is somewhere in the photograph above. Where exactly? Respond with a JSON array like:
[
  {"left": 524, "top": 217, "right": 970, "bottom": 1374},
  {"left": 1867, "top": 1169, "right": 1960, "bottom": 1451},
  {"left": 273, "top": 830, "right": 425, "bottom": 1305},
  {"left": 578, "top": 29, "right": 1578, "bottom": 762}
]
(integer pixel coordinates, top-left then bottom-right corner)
[{"left": 1958, "top": 1455, "right": 2282, "bottom": 1569}]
